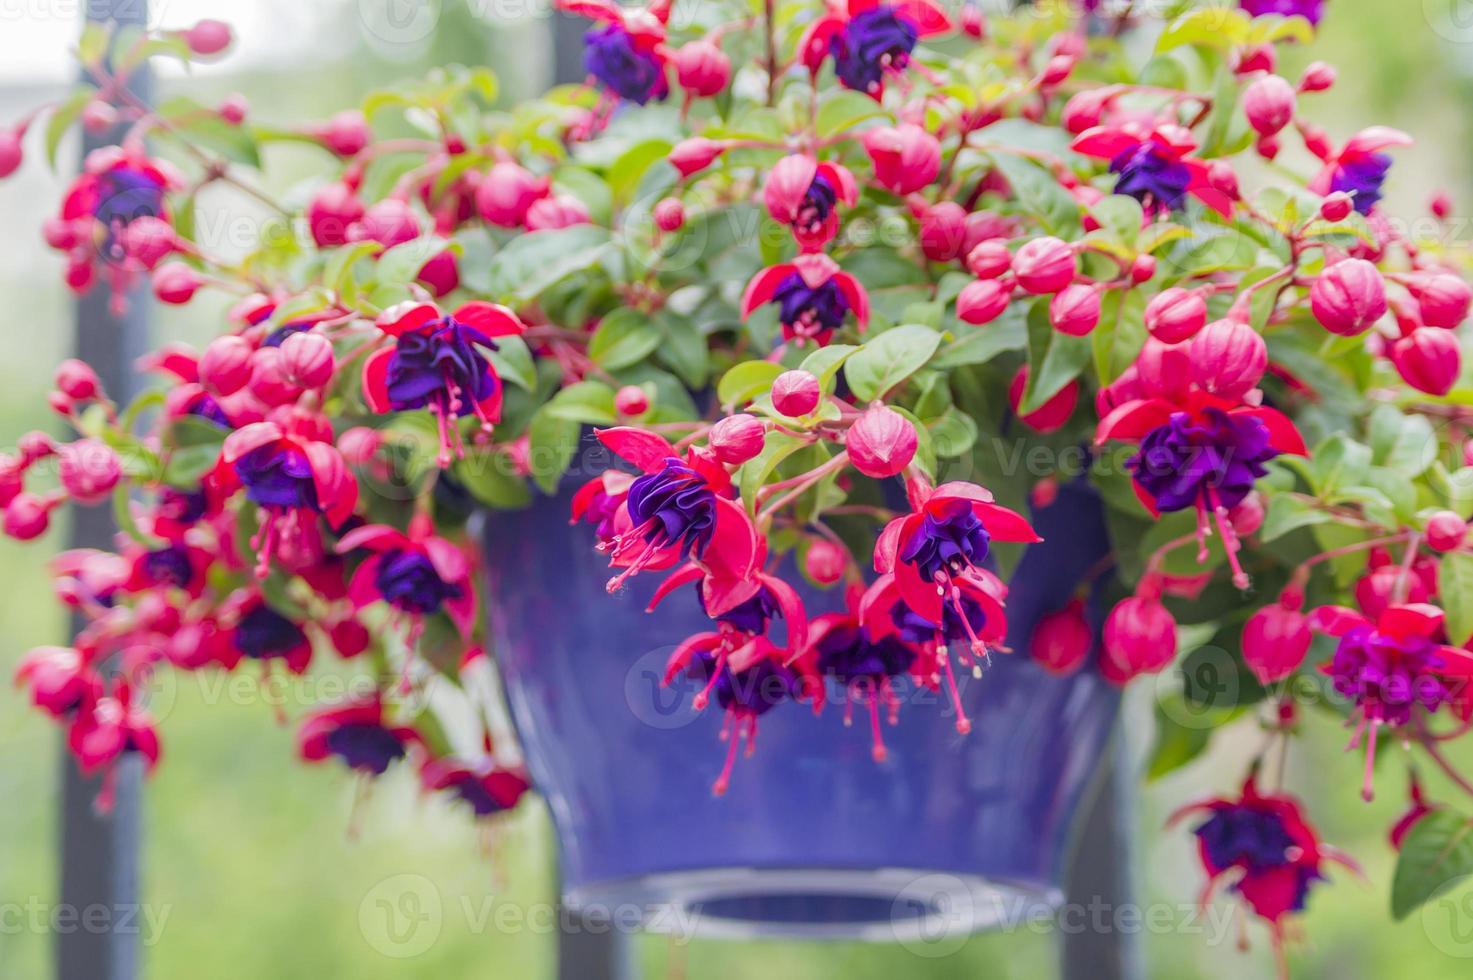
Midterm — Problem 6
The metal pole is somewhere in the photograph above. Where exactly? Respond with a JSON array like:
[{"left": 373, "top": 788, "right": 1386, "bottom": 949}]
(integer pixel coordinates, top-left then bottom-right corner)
[{"left": 57, "top": 2, "right": 149, "bottom": 979}]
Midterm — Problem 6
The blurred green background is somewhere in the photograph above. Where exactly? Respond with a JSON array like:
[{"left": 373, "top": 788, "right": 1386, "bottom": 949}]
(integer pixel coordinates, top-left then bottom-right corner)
[{"left": 3, "top": 1, "right": 1473, "bottom": 977}]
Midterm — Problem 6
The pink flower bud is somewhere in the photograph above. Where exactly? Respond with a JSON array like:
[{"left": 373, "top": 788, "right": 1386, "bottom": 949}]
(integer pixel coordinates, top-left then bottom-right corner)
[
  {"left": 1031, "top": 598, "right": 1092, "bottom": 676},
  {"left": 1356, "top": 564, "right": 1430, "bottom": 619},
  {"left": 0, "top": 129, "right": 23, "bottom": 178},
  {"left": 117, "top": 215, "right": 178, "bottom": 270},
  {"left": 1049, "top": 284, "right": 1101, "bottom": 337},
  {"left": 0, "top": 455, "right": 21, "bottom": 507},
  {"left": 653, "top": 198, "right": 685, "bottom": 232},
  {"left": 338, "top": 427, "right": 382, "bottom": 466},
  {"left": 4, "top": 493, "right": 51, "bottom": 540},
  {"left": 772, "top": 370, "right": 821, "bottom": 417},
  {"left": 307, "top": 182, "right": 365, "bottom": 247},
  {"left": 1390, "top": 327, "right": 1461, "bottom": 396},
  {"left": 65, "top": 255, "right": 96, "bottom": 293},
  {"left": 43, "top": 217, "right": 82, "bottom": 251},
  {"left": 1300, "top": 124, "right": 1332, "bottom": 161},
  {"left": 1061, "top": 90, "right": 1110, "bottom": 135},
  {"left": 475, "top": 162, "right": 547, "bottom": 228},
  {"left": 1207, "top": 161, "right": 1241, "bottom": 201},
  {"left": 54, "top": 360, "right": 101, "bottom": 402},
  {"left": 804, "top": 538, "right": 848, "bottom": 585},
  {"left": 1135, "top": 337, "right": 1192, "bottom": 400},
  {"left": 1229, "top": 492, "right": 1265, "bottom": 536},
  {"left": 669, "top": 138, "right": 728, "bottom": 177},
  {"left": 183, "top": 19, "right": 233, "bottom": 55},
  {"left": 152, "top": 262, "right": 203, "bottom": 305},
  {"left": 1144, "top": 287, "right": 1208, "bottom": 344},
  {"left": 1427, "top": 511, "right": 1468, "bottom": 553},
  {"left": 962, "top": 6, "right": 986, "bottom": 37},
  {"left": 1130, "top": 254, "right": 1157, "bottom": 284},
  {"left": 965, "top": 240, "right": 1011, "bottom": 279},
  {"left": 247, "top": 347, "right": 303, "bottom": 406},
  {"left": 1234, "top": 44, "right": 1275, "bottom": 76},
  {"left": 218, "top": 94, "right": 248, "bottom": 125},
  {"left": 1100, "top": 596, "right": 1177, "bottom": 684},
  {"left": 962, "top": 211, "right": 1017, "bottom": 255},
  {"left": 19, "top": 432, "right": 56, "bottom": 463},
  {"left": 80, "top": 102, "right": 117, "bottom": 134},
  {"left": 847, "top": 404, "right": 917, "bottom": 479},
  {"left": 322, "top": 110, "right": 369, "bottom": 156},
  {"left": 614, "top": 385, "right": 650, "bottom": 416},
  {"left": 1189, "top": 318, "right": 1267, "bottom": 398},
  {"left": 1040, "top": 54, "right": 1075, "bottom": 87},
  {"left": 1310, "top": 258, "right": 1386, "bottom": 336},
  {"left": 956, "top": 278, "right": 1012, "bottom": 325},
  {"left": 1009, "top": 367, "right": 1078, "bottom": 434},
  {"left": 710, "top": 414, "right": 766, "bottom": 465},
  {"left": 673, "top": 40, "right": 731, "bottom": 98},
  {"left": 525, "top": 194, "right": 590, "bottom": 231},
  {"left": 279, "top": 332, "right": 335, "bottom": 389},
  {"left": 200, "top": 335, "right": 254, "bottom": 396},
  {"left": 861, "top": 123, "right": 941, "bottom": 196},
  {"left": 1298, "top": 61, "right": 1336, "bottom": 92},
  {"left": 919, "top": 202, "right": 968, "bottom": 262},
  {"left": 1012, "top": 237, "right": 1075, "bottom": 295},
  {"left": 351, "top": 198, "right": 420, "bottom": 247},
  {"left": 1242, "top": 601, "right": 1311, "bottom": 684},
  {"left": 416, "top": 249, "right": 459, "bottom": 297},
  {"left": 331, "top": 619, "right": 371, "bottom": 659},
  {"left": 1432, "top": 192, "right": 1454, "bottom": 220},
  {"left": 1413, "top": 273, "right": 1473, "bottom": 329},
  {"left": 1242, "top": 74, "right": 1296, "bottom": 137},
  {"left": 58, "top": 439, "right": 121, "bottom": 504}
]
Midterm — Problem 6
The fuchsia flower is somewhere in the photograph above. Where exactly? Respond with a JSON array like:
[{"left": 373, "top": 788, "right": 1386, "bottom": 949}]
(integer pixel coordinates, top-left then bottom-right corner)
[
  {"left": 16, "top": 645, "right": 99, "bottom": 716},
  {"left": 1241, "top": 0, "right": 1325, "bottom": 25},
  {"left": 1071, "top": 123, "right": 1234, "bottom": 216},
  {"left": 363, "top": 300, "right": 525, "bottom": 465},
  {"left": 740, "top": 253, "right": 870, "bottom": 348},
  {"left": 215, "top": 421, "right": 358, "bottom": 577},
  {"left": 1311, "top": 603, "right": 1473, "bottom": 799},
  {"left": 1169, "top": 775, "right": 1356, "bottom": 949},
  {"left": 1307, "top": 127, "right": 1410, "bottom": 215},
  {"left": 67, "top": 682, "right": 161, "bottom": 810},
  {"left": 421, "top": 756, "right": 531, "bottom": 817},
  {"left": 558, "top": 0, "right": 672, "bottom": 105},
  {"left": 299, "top": 696, "right": 423, "bottom": 776},
  {"left": 764, "top": 155, "right": 858, "bottom": 252},
  {"left": 215, "top": 589, "right": 315, "bottom": 676},
  {"left": 799, "top": 0, "right": 953, "bottom": 97},
  {"left": 861, "top": 124, "right": 941, "bottom": 195},
  {"left": 1096, "top": 388, "right": 1306, "bottom": 587}
]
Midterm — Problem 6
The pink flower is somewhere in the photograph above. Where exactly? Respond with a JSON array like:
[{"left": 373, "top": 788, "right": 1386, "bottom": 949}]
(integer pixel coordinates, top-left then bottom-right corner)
[
  {"left": 421, "top": 756, "right": 531, "bottom": 816},
  {"left": 16, "top": 646, "right": 100, "bottom": 717},
  {"left": 799, "top": 0, "right": 953, "bottom": 98},
  {"left": 1071, "top": 122, "right": 1234, "bottom": 216},
  {"left": 861, "top": 123, "right": 941, "bottom": 195},
  {"left": 1389, "top": 327, "right": 1461, "bottom": 396},
  {"left": 67, "top": 682, "right": 161, "bottom": 810},
  {"left": 1100, "top": 595, "right": 1177, "bottom": 683},
  {"left": 299, "top": 696, "right": 423, "bottom": 776},
  {"left": 1306, "top": 127, "right": 1411, "bottom": 215},
  {"left": 338, "top": 516, "right": 477, "bottom": 639},
  {"left": 847, "top": 404, "right": 918, "bottom": 478},
  {"left": 763, "top": 155, "right": 857, "bottom": 252},
  {"left": 1030, "top": 598, "right": 1092, "bottom": 675},
  {"left": 1242, "top": 597, "right": 1312, "bottom": 684},
  {"left": 740, "top": 253, "right": 870, "bottom": 347},
  {"left": 1310, "top": 258, "right": 1386, "bottom": 335}
]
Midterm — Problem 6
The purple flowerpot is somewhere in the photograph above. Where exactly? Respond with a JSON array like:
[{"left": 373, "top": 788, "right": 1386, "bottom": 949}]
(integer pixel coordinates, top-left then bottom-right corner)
[{"left": 482, "top": 467, "right": 1118, "bottom": 941}]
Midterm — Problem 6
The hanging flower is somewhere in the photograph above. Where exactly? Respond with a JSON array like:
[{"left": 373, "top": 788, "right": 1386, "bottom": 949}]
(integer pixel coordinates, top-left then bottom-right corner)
[
  {"left": 740, "top": 253, "right": 870, "bottom": 348},
  {"left": 1307, "top": 127, "right": 1411, "bottom": 215},
  {"left": 763, "top": 155, "right": 858, "bottom": 252},
  {"left": 219, "top": 589, "right": 314, "bottom": 676},
  {"left": 1241, "top": 1, "right": 1325, "bottom": 28},
  {"left": 66, "top": 681, "right": 161, "bottom": 810},
  {"left": 363, "top": 301, "right": 524, "bottom": 466},
  {"left": 1071, "top": 123, "right": 1234, "bottom": 216},
  {"left": 557, "top": 0, "right": 672, "bottom": 105},
  {"left": 807, "top": 592, "right": 920, "bottom": 760},
  {"left": 799, "top": 0, "right": 953, "bottom": 98},
  {"left": 15, "top": 645, "right": 100, "bottom": 717},
  {"left": 299, "top": 696, "right": 423, "bottom": 776},
  {"left": 421, "top": 756, "right": 531, "bottom": 817}
]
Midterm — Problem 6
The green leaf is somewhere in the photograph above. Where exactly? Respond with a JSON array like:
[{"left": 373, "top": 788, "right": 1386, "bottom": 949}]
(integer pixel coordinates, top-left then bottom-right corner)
[
  {"left": 1260, "top": 495, "right": 1331, "bottom": 542},
  {"left": 588, "top": 309, "right": 661, "bottom": 370},
  {"left": 798, "top": 344, "right": 858, "bottom": 394},
  {"left": 932, "top": 312, "right": 1027, "bottom": 368},
  {"left": 526, "top": 410, "right": 581, "bottom": 494},
  {"left": 487, "top": 336, "right": 536, "bottom": 391},
  {"left": 1368, "top": 405, "right": 1438, "bottom": 478},
  {"left": 1157, "top": 8, "right": 1251, "bottom": 52},
  {"left": 718, "top": 360, "right": 785, "bottom": 409},
  {"left": 45, "top": 90, "right": 91, "bottom": 169},
  {"left": 817, "top": 89, "right": 890, "bottom": 137},
  {"left": 1310, "top": 434, "right": 1373, "bottom": 495},
  {"left": 1022, "top": 299, "right": 1091, "bottom": 414},
  {"left": 844, "top": 325, "right": 943, "bottom": 401},
  {"left": 1091, "top": 196, "right": 1143, "bottom": 247},
  {"left": 1392, "top": 810, "right": 1473, "bottom": 920},
  {"left": 455, "top": 451, "right": 532, "bottom": 509},
  {"left": 1441, "top": 552, "right": 1473, "bottom": 647},
  {"left": 653, "top": 311, "right": 708, "bottom": 389},
  {"left": 989, "top": 153, "right": 1079, "bottom": 236},
  {"left": 1148, "top": 697, "right": 1217, "bottom": 781},
  {"left": 484, "top": 225, "right": 613, "bottom": 303},
  {"left": 542, "top": 380, "right": 617, "bottom": 426},
  {"left": 738, "top": 432, "right": 809, "bottom": 510}
]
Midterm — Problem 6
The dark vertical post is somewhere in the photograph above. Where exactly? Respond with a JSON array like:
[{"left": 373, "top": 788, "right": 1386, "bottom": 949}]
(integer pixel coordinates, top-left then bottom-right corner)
[
  {"left": 1061, "top": 733, "right": 1144, "bottom": 980},
  {"left": 57, "top": 3, "right": 149, "bottom": 980}
]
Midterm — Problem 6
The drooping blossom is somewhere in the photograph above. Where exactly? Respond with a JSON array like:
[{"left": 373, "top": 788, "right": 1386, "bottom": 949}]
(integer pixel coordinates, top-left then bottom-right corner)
[
  {"left": 298, "top": 696, "right": 423, "bottom": 776},
  {"left": 67, "top": 682, "right": 161, "bottom": 810},
  {"left": 807, "top": 589, "right": 920, "bottom": 760},
  {"left": 1240, "top": 0, "right": 1325, "bottom": 24},
  {"left": 1307, "top": 127, "right": 1411, "bottom": 215},
  {"left": 799, "top": 0, "right": 953, "bottom": 97},
  {"left": 421, "top": 756, "right": 531, "bottom": 817},
  {"left": 1071, "top": 123, "right": 1234, "bottom": 216},
  {"left": 558, "top": 0, "right": 672, "bottom": 105},
  {"left": 740, "top": 253, "right": 870, "bottom": 348},
  {"left": 763, "top": 155, "right": 858, "bottom": 252},
  {"left": 15, "top": 645, "right": 100, "bottom": 716}
]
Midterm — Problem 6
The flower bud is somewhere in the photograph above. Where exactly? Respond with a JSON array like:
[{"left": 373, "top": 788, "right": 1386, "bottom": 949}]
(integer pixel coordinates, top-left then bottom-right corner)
[
  {"left": 1049, "top": 284, "right": 1100, "bottom": 336},
  {"left": 1311, "top": 258, "right": 1387, "bottom": 336},
  {"left": 183, "top": 19, "right": 232, "bottom": 56},
  {"left": 200, "top": 335, "right": 254, "bottom": 396},
  {"left": 1040, "top": 54, "right": 1075, "bottom": 87},
  {"left": 331, "top": 619, "right": 371, "bottom": 659},
  {"left": 861, "top": 124, "right": 941, "bottom": 196},
  {"left": 669, "top": 138, "right": 728, "bottom": 177},
  {"left": 247, "top": 347, "right": 303, "bottom": 406},
  {"left": 1300, "top": 123, "right": 1332, "bottom": 161},
  {"left": 1100, "top": 596, "right": 1177, "bottom": 684},
  {"left": 614, "top": 385, "right": 650, "bottom": 416},
  {"left": 1130, "top": 254, "right": 1157, "bottom": 284},
  {"left": 673, "top": 40, "right": 731, "bottom": 98},
  {"left": 152, "top": 262, "right": 203, "bottom": 305},
  {"left": 218, "top": 94, "right": 248, "bottom": 125},
  {"left": 1298, "top": 61, "right": 1336, "bottom": 93},
  {"left": 1413, "top": 273, "right": 1473, "bottom": 329},
  {"left": 1320, "top": 192, "right": 1354, "bottom": 222},
  {"left": 54, "top": 360, "right": 101, "bottom": 402},
  {"left": 475, "top": 162, "right": 546, "bottom": 228},
  {"left": 307, "top": 182, "right": 365, "bottom": 247},
  {"left": 322, "top": 110, "right": 369, "bottom": 156},
  {"left": 710, "top": 413, "right": 766, "bottom": 465},
  {"left": 804, "top": 539, "right": 848, "bottom": 585},
  {"left": 1229, "top": 492, "right": 1265, "bottom": 536},
  {"left": 279, "top": 331, "right": 335, "bottom": 389},
  {"left": 0, "top": 455, "right": 21, "bottom": 508},
  {"left": 1061, "top": 90, "right": 1110, "bottom": 135},
  {"left": 1012, "top": 237, "right": 1075, "bottom": 295},
  {"left": 1206, "top": 160, "right": 1241, "bottom": 201},
  {"left": 19, "top": 432, "right": 56, "bottom": 463},
  {"left": 4, "top": 493, "right": 51, "bottom": 540},
  {"left": 1242, "top": 74, "right": 1296, "bottom": 137},
  {"left": 1135, "top": 337, "right": 1192, "bottom": 400},
  {"left": 0, "top": 129, "right": 23, "bottom": 178},
  {"left": 1031, "top": 598, "right": 1092, "bottom": 676},
  {"left": 64, "top": 254, "right": 95, "bottom": 295},
  {"left": 1189, "top": 318, "right": 1267, "bottom": 399},
  {"left": 416, "top": 249, "right": 459, "bottom": 297},
  {"left": 1390, "top": 327, "right": 1461, "bottom": 397},
  {"left": 1356, "top": 564, "right": 1430, "bottom": 620},
  {"left": 772, "top": 370, "right": 821, "bottom": 417},
  {"left": 1431, "top": 192, "right": 1454, "bottom": 220},
  {"left": 1145, "top": 287, "right": 1208, "bottom": 343},
  {"left": 80, "top": 101, "right": 118, "bottom": 134},
  {"left": 653, "top": 198, "right": 685, "bottom": 232},
  {"left": 965, "top": 240, "right": 1011, "bottom": 280},
  {"left": 1234, "top": 44, "right": 1275, "bottom": 76},
  {"left": 351, "top": 198, "right": 420, "bottom": 247},
  {"left": 956, "top": 278, "right": 1012, "bottom": 325},
  {"left": 525, "top": 194, "right": 590, "bottom": 231},
  {"left": 847, "top": 404, "right": 917, "bottom": 479},
  {"left": 1242, "top": 600, "right": 1311, "bottom": 684},
  {"left": 58, "top": 439, "right": 121, "bottom": 504},
  {"left": 1427, "top": 511, "right": 1468, "bottom": 553},
  {"left": 43, "top": 217, "right": 82, "bottom": 251},
  {"left": 1009, "top": 367, "right": 1078, "bottom": 434},
  {"left": 919, "top": 202, "right": 968, "bottom": 262},
  {"left": 338, "top": 427, "right": 383, "bottom": 466},
  {"left": 118, "top": 215, "right": 178, "bottom": 270}
]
